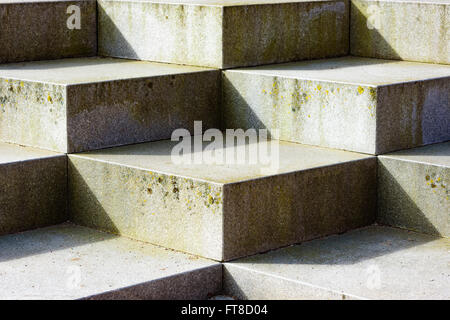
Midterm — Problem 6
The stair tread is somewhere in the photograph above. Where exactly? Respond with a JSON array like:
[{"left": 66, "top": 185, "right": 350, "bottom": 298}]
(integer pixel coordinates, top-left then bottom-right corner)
[
  {"left": 70, "top": 138, "right": 374, "bottom": 184},
  {"left": 0, "top": 57, "right": 214, "bottom": 85},
  {"left": 379, "top": 141, "right": 450, "bottom": 167},
  {"left": 0, "top": 142, "right": 62, "bottom": 165},
  {"left": 0, "top": 223, "right": 221, "bottom": 300},
  {"left": 226, "top": 56, "right": 450, "bottom": 86},
  {"left": 224, "top": 226, "right": 450, "bottom": 300}
]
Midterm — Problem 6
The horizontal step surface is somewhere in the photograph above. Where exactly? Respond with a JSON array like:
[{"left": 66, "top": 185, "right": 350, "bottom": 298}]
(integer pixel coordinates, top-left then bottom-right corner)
[
  {"left": 0, "top": 142, "right": 66, "bottom": 236},
  {"left": 223, "top": 56, "right": 450, "bottom": 154},
  {"left": 0, "top": 223, "right": 222, "bottom": 299},
  {"left": 0, "top": 57, "right": 220, "bottom": 153},
  {"left": 351, "top": 0, "right": 449, "bottom": 64},
  {"left": 68, "top": 137, "right": 376, "bottom": 261},
  {"left": 378, "top": 141, "right": 449, "bottom": 237},
  {"left": 98, "top": 0, "right": 349, "bottom": 68},
  {"left": 224, "top": 226, "right": 450, "bottom": 299},
  {"left": 0, "top": 0, "right": 97, "bottom": 63}
]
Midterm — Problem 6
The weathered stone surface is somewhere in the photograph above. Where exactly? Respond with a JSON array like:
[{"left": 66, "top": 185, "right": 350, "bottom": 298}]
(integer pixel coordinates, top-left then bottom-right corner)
[
  {"left": 0, "top": 223, "right": 222, "bottom": 299},
  {"left": 378, "top": 142, "right": 449, "bottom": 237},
  {"left": 0, "top": 0, "right": 97, "bottom": 63},
  {"left": 224, "top": 226, "right": 450, "bottom": 300},
  {"left": 0, "top": 57, "right": 220, "bottom": 153},
  {"left": 223, "top": 56, "right": 450, "bottom": 155},
  {"left": 0, "top": 142, "right": 67, "bottom": 236},
  {"left": 98, "top": 0, "right": 349, "bottom": 68},
  {"left": 351, "top": 0, "right": 449, "bottom": 64},
  {"left": 68, "top": 137, "right": 376, "bottom": 261}
]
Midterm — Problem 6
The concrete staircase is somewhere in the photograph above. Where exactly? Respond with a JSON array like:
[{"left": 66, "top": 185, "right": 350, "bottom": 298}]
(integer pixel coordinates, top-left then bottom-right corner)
[{"left": 0, "top": 0, "right": 448, "bottom": 300}]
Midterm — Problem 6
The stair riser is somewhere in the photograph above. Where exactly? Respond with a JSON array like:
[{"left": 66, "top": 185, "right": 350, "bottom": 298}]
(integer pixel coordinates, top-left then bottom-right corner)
[
  {"left": 0, "top": 1, "right": 97, "bottom": 63},
  {"left": 0, "top": 156, "right": 67, "bottom": 236},
  {"left": 84, "top": 265, "right": 222, "bottom": 300},
  {"left": 0, "top": 71, "right": 220, "bottom": 153},
  {"left": 351, "top": 0, "right": 449, "bottom": 64},
  {"left": 68, "top": 155, "right": 376, "bottom": 261},
  {"left": 223, "top": 72, "right": 450, "bottom": 155},
  {"left": 223, "top": 265, "right": 359, "bottom": 300},
  {"left": 98, "top": 0, "right": 349, "bottom": 68},
  {"left": 378, "top": 157, "right": 449, "bottom": 237}
]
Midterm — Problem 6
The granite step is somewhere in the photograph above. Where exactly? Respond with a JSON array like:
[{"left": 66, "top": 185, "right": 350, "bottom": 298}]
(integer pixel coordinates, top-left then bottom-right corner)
[
  {"left": 224, "top": 225, "right": 450, "bottom": 299},
  {"left": 223, "top": 56, "right": 450, "bottom": 154},
  {"left": 68, "top": 135, "right": 377, "bottom": 261},
  {"left": 98, "top": 0, "right": 349, "bottom": 68},
  {"left": 0, "top": 57, "right": 220, "bottom": 153},
  {"left": 0, "top": 223, "right": 222, "bottom": 300}
]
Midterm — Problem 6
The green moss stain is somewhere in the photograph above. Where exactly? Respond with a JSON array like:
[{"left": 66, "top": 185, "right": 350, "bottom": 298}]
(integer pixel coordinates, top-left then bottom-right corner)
[
  {"left": 425, "top": 172, "right": 449, "bottom": 200},
  {"left": 0, "top": 78, "right": 65, "bottom": 151}
]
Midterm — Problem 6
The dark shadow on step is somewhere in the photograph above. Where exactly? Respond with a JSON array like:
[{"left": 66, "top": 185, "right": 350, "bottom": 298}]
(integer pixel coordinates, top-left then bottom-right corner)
[
  {"left": 68, "top": 159, "right": 120, "bottom": 240},
  {"left": 0, "top": 223, "right": 118, "bottom": 263},
  {"left": 96, "top": 3, "right": 139, "bottom": 62},
  {"left": 377, "top": 159, "right": 446, "bottom": 237},
  {"left": 350, "top": 2, "right": 401, "bottom": 61},
  {"left": 0, "top": 159, "right": 121, "bottom": 263}
]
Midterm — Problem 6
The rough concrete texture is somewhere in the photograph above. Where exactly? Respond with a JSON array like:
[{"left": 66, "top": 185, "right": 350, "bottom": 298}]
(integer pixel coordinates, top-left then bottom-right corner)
[
  {"left": 223, "top": 56, "right": 450, "bottom": 155},
  {"left": 68, "top": 137, "right": 376, "bottom": 261},
  {"left": 0, "top": 57, "right": 220, "bottom": 153},
  {"left": 224, "top": 226, "right": 450, "bottom": 300},
  {"left": 0, "top": 0, "right": 97, "bottom": 63},
  {"left": 0, "top": 223, "right": 222, "bottom": 299},
  {"left": 0, "top": 142, "right": 67, "bottom": 236},
  {"left": 98, "top": 0, "right": 349, "bottom": 68},
  {"left": 351, "top": 0, "right": 449, "bottom": 64},
  {"left": 378, "top": 142, "right": 449, "bottom": 237}
]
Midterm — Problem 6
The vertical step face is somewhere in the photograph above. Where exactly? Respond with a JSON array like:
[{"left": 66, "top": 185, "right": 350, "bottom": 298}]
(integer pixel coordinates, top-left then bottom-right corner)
[
  {"left": 98, "top": 0, "right": 349, "bottom": 68},
  {"left": 0, "top": 142, "right": 67, "bottom": 236},
  {"left": 0, "top": 224, "right": 222, "bottom": 299},
  {"left": 68, "top": 138, "right": 376, "bottom": 261},
  {"left": 0, "top": 0, "right": 97, "bottom": 63},
  {"left": 224, "top": 226, "right": 450, "bottom": 300},
  {"left": 378, "top": 142, "right": 449, "bottom": 237},
  {"left": 0, "top": 57, "right": 220, "bottom": 153},
  {"left": 351, "top": 0, "right": 450, "bottom": 64},
  {"left": 223, "top": 56, "right": 450, "bottom": 155}
]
